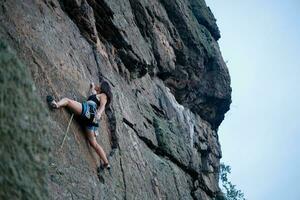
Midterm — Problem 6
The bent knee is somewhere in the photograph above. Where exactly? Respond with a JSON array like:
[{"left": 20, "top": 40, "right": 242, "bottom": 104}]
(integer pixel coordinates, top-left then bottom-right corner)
[{"left": 63, "top": 97, "right": 71, "bottom": 104}]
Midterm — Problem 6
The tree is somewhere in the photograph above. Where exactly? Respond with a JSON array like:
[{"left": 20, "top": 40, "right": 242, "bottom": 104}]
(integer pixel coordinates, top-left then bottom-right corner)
[{"left": 219, "top": 163, "right": 246, "bottom": 200}]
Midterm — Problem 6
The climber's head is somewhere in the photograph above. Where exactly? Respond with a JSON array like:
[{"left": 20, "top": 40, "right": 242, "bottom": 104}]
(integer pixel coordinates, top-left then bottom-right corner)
[
  {"left": 99, "top": 80, "right": 112, "bottom": 106},
  {"left": 95, "top": 85, "right": 101, "bottom": 94}
]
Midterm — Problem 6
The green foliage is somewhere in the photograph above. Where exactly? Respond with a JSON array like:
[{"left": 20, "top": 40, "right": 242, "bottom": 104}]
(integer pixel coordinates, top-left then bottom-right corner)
[{"left": 219, "top": 163, "right": 246, "bottom": 200}]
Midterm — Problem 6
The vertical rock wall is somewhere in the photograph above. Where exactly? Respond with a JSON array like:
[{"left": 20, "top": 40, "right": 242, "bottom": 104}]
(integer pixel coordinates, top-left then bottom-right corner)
[
  {"left": 0, "top": 0, "right": 231, "bottom": 199},
  {"left": 0, "top": 41, "right": 50, "bottom": 199}
]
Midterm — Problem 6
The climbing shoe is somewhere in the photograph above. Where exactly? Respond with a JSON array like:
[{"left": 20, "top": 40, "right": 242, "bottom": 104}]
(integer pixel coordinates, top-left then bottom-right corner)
[
  {"left": 46, "top": 95, "right": 57, "bottom": 109},
  {"left": 98, "top": 162, "right": 111, "bottom": 176},
  {"left": 101, "top": 163, "right": 111, "bottom": 170},
  {"left": 105, "top": 164, "right": 112, "bottom": 176}
]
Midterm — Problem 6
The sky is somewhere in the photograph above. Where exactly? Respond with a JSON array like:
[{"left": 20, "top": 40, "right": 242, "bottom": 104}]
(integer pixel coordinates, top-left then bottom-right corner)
[{"left": 205, "top": 0, "right": 300, "bottom": 199}]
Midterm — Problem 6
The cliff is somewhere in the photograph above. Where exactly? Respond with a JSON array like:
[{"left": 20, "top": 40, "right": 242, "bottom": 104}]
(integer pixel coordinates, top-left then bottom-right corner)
[{"left": 0, "top": 0, "right": 231, "bottom": 199}]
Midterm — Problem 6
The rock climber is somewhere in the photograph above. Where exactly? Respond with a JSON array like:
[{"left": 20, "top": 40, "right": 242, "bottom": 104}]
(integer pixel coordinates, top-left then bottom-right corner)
[{"left": 47, "top": 80, "right": 112, "bottom": 170}]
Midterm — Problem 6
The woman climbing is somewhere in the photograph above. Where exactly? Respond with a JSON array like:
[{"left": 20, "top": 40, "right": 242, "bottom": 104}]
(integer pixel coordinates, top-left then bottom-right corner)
[{"left": 47, "top": 80, "right": 112, "bottom": 170}]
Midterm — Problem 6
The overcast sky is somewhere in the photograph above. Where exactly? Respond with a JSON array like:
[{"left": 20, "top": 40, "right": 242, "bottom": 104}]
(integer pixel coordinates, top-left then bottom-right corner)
[{"left": 205, "top": 0, "right": 300, "bottom": 199}]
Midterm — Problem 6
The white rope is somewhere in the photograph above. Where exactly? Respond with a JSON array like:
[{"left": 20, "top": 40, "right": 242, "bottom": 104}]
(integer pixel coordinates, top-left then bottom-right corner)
[{"left": 60, "top": 113, "right": 74, "bottom": 150}]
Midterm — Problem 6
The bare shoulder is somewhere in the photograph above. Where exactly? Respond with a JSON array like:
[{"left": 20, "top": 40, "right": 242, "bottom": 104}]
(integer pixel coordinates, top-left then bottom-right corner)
[{"left": 98, "top": 93, "right": 107, "bottom": 101}]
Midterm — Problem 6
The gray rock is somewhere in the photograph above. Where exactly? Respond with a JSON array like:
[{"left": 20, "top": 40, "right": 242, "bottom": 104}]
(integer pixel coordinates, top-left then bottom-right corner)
[
  {"left": 0, "top": 0, "right": 231, "bottom": 199},
  {"left": 0, "top": 41, "right": 50, "bottom": 199}
]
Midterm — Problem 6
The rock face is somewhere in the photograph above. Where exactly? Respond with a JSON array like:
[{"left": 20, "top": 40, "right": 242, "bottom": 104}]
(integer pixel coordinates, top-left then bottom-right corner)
[
  {"left": 0, "top": 41, "right": 50, "bottom": 199},
  {"left": 0, "top": 0, "right": 231, "bottom": 199}
]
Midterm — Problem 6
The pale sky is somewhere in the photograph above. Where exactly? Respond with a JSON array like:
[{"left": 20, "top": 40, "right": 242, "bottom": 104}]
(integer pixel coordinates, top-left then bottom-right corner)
[{"left": 206, "top": 0, "right": 300, "bottom": 199}]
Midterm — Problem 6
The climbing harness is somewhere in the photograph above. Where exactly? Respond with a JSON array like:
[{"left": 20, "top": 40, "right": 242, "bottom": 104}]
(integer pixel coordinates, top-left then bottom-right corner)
[{"left": 81, "top": 101, "right": 99, "bottom": 128}]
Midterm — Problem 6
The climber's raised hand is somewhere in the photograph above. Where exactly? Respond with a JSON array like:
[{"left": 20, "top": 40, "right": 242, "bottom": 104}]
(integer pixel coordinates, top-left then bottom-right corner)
[{"left": 90, "top": 82, "right": 95, "bottom": 89}]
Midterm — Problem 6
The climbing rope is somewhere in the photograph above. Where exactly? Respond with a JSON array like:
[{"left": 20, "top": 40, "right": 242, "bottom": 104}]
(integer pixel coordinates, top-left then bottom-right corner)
[{"left": 60, "top": 113, "right": 74, "bottom": 150}]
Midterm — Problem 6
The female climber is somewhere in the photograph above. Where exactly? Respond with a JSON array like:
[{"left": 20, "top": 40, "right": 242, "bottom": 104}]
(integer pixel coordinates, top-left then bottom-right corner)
[{"left": 47, "top": 80, "right": 112, "bottom": 170}]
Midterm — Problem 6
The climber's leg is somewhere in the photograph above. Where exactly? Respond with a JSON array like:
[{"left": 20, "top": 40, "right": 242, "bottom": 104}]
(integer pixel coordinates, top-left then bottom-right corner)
[
  {"left": 87, "top": 130, "right": 109, "bottom": 165},
  {"left": 54, "top": 97, "right": 82, "bottom": 115}
]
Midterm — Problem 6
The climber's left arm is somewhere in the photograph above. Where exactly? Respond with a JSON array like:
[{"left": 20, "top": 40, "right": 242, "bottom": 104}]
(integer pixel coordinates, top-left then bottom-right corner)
[{"left": 96, "top": 95, "right": 107, "bottom": 120}]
